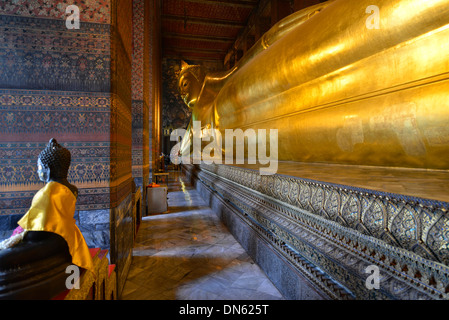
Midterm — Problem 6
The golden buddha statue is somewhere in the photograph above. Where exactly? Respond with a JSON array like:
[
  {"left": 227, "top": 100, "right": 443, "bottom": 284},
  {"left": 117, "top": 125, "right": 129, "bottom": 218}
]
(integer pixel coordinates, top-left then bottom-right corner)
[{"left": 176, "top": 0, "right": 449, "bottom": 172}]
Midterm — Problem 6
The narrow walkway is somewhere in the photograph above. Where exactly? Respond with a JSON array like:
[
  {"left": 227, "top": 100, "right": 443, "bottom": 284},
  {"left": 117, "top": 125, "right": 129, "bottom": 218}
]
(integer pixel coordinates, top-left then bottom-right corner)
[{"left": 121, "top": 171, "right": 284, "bottom": 300}]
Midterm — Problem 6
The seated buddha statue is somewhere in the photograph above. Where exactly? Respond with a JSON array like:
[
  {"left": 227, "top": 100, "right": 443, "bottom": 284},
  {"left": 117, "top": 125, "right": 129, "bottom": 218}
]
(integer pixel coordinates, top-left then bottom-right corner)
[{"left": 0, "top": 138, "right": 93, "bottom": 299}]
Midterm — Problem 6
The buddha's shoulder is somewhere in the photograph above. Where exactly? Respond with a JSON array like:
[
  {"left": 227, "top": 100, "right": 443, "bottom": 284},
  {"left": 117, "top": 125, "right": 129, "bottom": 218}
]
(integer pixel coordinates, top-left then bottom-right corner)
[{"left": 43, "top": 181, "right": 72, "bottom": 195}]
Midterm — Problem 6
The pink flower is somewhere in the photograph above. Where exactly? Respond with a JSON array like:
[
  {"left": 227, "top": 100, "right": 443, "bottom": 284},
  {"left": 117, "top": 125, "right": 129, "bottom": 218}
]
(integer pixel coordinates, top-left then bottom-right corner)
[{"left": 12, "top": 226, "right": 24, "bottom": 237}]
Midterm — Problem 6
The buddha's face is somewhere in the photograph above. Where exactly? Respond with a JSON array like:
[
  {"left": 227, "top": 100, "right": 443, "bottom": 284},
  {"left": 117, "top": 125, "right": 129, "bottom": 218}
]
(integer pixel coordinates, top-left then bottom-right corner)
[
  {"left": 37, "top": 158, "right": 50, "bottom": 183},
  {"left": 178, "top": 70, "right": 201, "bottom": 109}
]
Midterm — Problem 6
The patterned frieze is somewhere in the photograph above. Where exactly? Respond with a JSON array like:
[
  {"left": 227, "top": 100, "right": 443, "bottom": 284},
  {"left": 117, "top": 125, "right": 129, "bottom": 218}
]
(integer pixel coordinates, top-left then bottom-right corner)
[
  {"left": 131, "top": 0, "right": 151, "bottom": 195},
  {"left": 0, "top": 15, "right": 111, "bottom": 92},
  {"left": 200, "top": 163, "right": 449, "bottom": 266},
  {"left": 132, "top": 0, "right": 145, "bottom": 101},
  {"left": 191, "top": 164, "right": 449, "bottom": 300},
  {"left": 0, "top": 0, "right": 111, "bottom": 24},
  {"left": 0, "top": 90, "right": 111, "bottom": 138}
]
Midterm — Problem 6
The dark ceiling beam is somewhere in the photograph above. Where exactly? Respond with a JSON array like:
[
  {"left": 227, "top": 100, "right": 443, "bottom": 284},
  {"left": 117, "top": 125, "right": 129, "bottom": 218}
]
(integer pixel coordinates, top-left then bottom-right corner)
[
  {"left": 162, "top": 14, "right": 246, "bottom": 27},
  {"left": 184, "top": 0, "right": 259, "bottom": 8},
  {"left": 162, "top": 32, "right": 235, "bottom": 43},
  {"left": 163, "top": 51, "right": 224, "bottom": 61},
  {"left": 164, "top": 46, "right": 228, "bottom": 55}
]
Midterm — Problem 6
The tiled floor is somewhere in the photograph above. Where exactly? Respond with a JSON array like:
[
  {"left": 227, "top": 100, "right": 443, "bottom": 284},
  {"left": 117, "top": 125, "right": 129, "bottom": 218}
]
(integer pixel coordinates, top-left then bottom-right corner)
[{"left": 120, "top": 171, "right": 284, "bottom": 300}]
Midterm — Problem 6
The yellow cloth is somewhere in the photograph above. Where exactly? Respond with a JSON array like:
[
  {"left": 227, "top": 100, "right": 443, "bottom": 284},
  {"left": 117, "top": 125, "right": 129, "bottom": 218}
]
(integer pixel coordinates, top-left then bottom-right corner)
[{"left": 18, "top": 181, "right": 94, "bottom": 273}]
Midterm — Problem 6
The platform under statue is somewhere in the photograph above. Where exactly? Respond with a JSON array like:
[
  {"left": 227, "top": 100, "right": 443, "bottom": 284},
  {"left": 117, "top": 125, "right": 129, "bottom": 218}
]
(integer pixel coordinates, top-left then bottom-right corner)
[{"left": 0, "top": 138, "right": 93, "bottom": 299}]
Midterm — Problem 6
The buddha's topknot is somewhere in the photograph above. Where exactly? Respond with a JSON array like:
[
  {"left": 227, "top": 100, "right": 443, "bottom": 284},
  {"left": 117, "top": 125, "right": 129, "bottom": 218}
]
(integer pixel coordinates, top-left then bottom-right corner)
[{"left": 39, "top": 138, "right": 71, "bottom": 179}]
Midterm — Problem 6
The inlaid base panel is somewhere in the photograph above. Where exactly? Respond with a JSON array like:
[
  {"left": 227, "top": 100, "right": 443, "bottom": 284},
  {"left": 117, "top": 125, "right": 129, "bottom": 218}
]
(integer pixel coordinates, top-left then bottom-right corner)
[
  {"left": 183, "top": 164, "right": 449, "bottom": 300},
  {"left": 230, "top": 161, "right": 449, "bottom": 203}
]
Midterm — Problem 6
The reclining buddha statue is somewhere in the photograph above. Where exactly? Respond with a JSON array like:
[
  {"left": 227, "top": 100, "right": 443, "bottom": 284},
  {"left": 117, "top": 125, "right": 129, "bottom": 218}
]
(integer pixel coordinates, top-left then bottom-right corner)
[
  {"left": 0, "top": 139, "right": 93, "bottom": 299},
  {"left": 175, "top": 0, "right": 449, "bottom": 173}
]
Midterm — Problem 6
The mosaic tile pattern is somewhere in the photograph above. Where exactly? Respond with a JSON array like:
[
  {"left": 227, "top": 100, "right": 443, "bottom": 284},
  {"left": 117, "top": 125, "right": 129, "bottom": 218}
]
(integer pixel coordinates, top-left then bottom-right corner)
[
  {"left": 132, "top": 0, "right": 145, "bottom": 101},
  {"left": 0, "top": 6, "right": 112, "bottom": 216},
  {"left": 0, "top": 15, "right": 111, "bottom": 92},
  {"left": 132, "top": 0, "right": 151, "bottom": 192},
  {"left": 0, "top": 90, "right": 111, "bottom": 139},
  {"left": 0, "top": 0, "right": 111, "bottom": 24}
]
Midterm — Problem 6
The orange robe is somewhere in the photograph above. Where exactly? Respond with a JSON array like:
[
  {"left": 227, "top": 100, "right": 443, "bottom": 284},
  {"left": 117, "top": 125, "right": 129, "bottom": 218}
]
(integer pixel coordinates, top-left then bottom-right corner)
[{"left": 18, "top": 181, "right": 94, "bottom": 273}]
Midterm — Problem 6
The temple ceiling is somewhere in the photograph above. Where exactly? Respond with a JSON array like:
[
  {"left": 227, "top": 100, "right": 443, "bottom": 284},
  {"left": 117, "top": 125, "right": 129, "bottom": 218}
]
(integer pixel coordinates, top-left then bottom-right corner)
[{"left": 161, "top": 0, "right": 260, "bottom": 64}]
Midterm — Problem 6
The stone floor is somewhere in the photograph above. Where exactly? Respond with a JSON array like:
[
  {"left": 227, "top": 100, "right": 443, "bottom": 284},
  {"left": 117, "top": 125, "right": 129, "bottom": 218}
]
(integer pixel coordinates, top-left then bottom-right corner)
[{"left": 120, "top": 170, "right": 284, "bottom": 300}]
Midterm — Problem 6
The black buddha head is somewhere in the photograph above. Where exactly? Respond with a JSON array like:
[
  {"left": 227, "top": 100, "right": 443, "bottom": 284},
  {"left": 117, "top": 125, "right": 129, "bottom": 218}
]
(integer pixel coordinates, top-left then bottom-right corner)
[{"left": 37, "top": 138, "right": 71, "bottom": 183}]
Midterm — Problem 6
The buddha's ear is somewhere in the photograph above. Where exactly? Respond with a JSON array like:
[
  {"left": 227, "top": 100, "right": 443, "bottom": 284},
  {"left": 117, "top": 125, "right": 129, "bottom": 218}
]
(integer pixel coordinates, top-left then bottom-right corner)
[{"left": 181, "top": 60, "right": 190, "bottom": 70}]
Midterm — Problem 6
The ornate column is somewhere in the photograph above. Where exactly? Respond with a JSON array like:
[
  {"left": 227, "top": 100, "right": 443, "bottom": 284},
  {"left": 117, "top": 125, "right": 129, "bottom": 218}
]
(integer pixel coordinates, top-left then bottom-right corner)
[
  {"left": 110, "top": 0, "right": 133, "bottom": 297},
  {"left": 151, "top": 0, "right": 162, "bottom": 176}
]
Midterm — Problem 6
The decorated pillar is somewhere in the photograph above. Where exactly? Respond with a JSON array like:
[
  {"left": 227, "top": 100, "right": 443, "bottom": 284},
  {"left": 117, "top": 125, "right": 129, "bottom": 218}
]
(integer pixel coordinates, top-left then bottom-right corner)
[{"left": 151, "top": 0, "right": 163, "bottom": 176}]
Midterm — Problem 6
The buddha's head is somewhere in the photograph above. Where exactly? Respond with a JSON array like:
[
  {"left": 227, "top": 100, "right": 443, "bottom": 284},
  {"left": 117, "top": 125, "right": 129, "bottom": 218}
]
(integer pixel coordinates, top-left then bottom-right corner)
[
  {"left": 177, "top": 61, "right": 206, "bottom": 109},
  {"left": 37, "top": 138, "right": 71, "bottom": 183}
]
